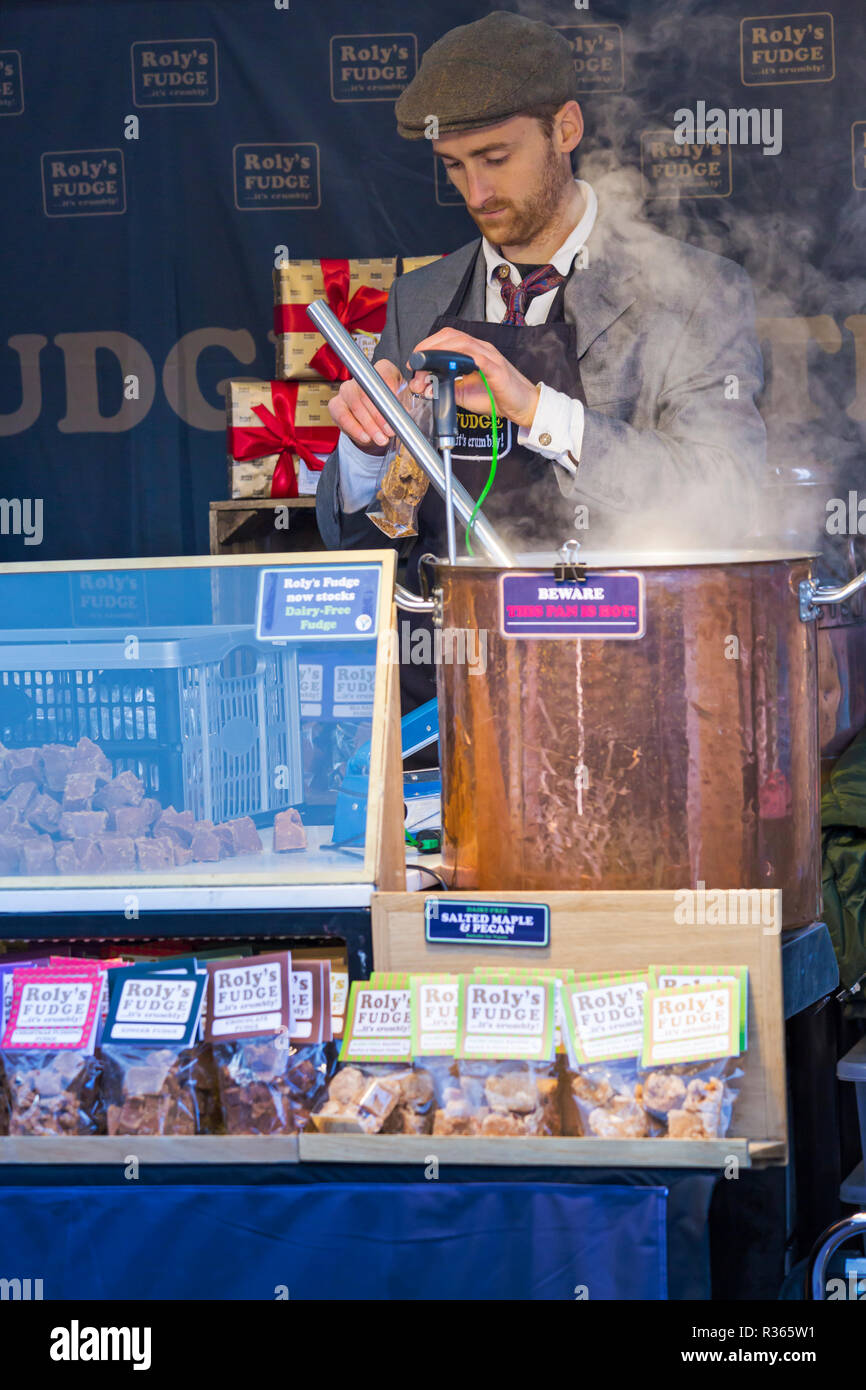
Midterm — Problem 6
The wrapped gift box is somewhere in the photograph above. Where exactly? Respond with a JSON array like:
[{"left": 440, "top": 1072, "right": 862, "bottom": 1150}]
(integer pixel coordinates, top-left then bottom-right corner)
[
  {"left": 226, "top": 379, "right": 338, "bottom": 499},
  {"left": 273, "top": 257, "right": 396, "bottom": 381},
  {"left": 273, "top": 255, "right": 445, "bottom": 381},
  {"left": 398, "top": 255, "right": 443, "bottom": 275}
]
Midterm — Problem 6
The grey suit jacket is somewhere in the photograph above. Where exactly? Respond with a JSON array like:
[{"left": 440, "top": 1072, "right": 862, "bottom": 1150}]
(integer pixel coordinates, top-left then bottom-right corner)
[{"left": 316, "top": 204, "right": 767, "bottom": 556}]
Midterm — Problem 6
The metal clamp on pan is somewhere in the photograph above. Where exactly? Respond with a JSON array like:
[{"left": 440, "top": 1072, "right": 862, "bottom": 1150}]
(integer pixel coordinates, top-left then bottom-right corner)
[
  {"left": 799, "top": 569, "right": 866, "bottom": 621},
  {"left": 304, "top": 298, "right": 516, "bottom": 614}
]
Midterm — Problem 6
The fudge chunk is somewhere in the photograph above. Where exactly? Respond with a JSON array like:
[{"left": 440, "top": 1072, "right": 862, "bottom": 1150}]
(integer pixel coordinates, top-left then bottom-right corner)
[
  {"left": 62, "top": 772, "right": 105, "bottom": 811},
  {"left": 667, "top": 1109, "right": 707, "bottom": 1140},
  {"left": 225, "top": 816, "right": 264, "bottom": 856},
  {"left": 6, "top": 779, "right": 38, "bottom": 814},
  {"left": 153, "top": 807, "right": 195, "bottom": 847},
  {"left": 27, "top": 792, "right": 62, "bottom": 834},
  {"left": 135, "top": 836, "right": 173, "bottom": 871},
  {"left": 40, "top": 744, "right": 75, "bottom": 793},
  {"left": 3, "top": 748, "right": 45, "bottom": 787},
  {"left": 273, "top": 807, "right": 307, "bottom": 851},
  {"left": 93, "top": 771, "right": 145, "bottom": 810},
  {"left": 588, "top": 1095, "right": 650, "bottom": 1139},
  {"left": 59, "top": 810, "right": 108, "bottom": 839},
  {"left": 484, "top": 1071, "right": 538, "bottom": 1114},
  {"left": 19, "top": 835, "right": 56, "bottom": 875},
  {"left": 69, "top": 736, "right": 112, "bottom": 781},
  {"left": 642, "top": 1070, "right": 687, "bottom": 1115}
]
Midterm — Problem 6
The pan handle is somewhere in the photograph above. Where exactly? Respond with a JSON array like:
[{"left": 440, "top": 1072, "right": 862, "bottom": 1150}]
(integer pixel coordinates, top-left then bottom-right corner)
[
  {"left": 799, "top": 568, "right": 866, "bottom": 621},
  {"left": 394, "top": 583, "right": 434, "bottom": 614}
]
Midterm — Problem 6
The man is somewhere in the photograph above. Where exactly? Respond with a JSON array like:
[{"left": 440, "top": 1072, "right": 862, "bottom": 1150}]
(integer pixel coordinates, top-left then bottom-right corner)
[{"left": 316, "top": 11, "right": 767, "bottom": 703}]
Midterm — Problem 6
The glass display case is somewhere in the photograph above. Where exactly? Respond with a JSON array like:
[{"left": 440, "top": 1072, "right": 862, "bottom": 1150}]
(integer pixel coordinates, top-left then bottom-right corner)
[{"left": 0, "top": 551, "right": 403, "bottom": 909}]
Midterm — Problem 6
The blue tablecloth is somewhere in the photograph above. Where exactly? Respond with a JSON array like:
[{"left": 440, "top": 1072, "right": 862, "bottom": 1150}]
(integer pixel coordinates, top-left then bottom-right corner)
[{"left": 0, "top": 1180, "right": 670, "bottom": 1300}]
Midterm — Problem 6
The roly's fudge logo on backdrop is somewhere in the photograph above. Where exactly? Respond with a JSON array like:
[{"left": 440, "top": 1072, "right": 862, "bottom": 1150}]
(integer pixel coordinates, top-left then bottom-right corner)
[
  {"left": 640, "top": 130, "right": 732, "bottom": 199},
  {"left": 233, "top": 143, "right": 320, "bottom": 211},
  {"left": 131, "top": 38, "right": 218, "bottom": 106},
  {"left": 740, "top": 12, "right": 834, "bottom": 85},
  {"left": 329, "top": 33, "right": 417, "bottom": 101},
  {"left": 556, "top": 24, "right": 624, "bottom": 94},
  {"left": 41, "top": 150, "right": 126, "bottom": 218},
  {"left": 853, "top": 124, "right": 866, "bottom": 192},
  {"left": 0, "top": 51, "right": 24, "bottom": 116}
]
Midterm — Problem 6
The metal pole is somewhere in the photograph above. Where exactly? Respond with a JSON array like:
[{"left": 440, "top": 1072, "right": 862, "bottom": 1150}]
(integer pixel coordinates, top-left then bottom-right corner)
[
  {"left": 305, "top": 298, "right": 516, "bottom": 568},
  {"left": 441, "top": 444, "right": 457, "bottom": 565}
]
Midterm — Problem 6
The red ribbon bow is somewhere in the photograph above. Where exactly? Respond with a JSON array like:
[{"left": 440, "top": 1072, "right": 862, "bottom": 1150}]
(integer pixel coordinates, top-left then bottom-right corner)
[
  {"left": 273, "top": 258, "right": 388, "bottom": 381},
  {"left": 228, "top": 380, "right": 339, "bottom": 499}
]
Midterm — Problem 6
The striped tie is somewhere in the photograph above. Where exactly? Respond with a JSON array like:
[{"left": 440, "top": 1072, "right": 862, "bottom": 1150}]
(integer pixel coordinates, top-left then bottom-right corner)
[{"left": 496, "top": 262, "right": 566, "bottom": 326}]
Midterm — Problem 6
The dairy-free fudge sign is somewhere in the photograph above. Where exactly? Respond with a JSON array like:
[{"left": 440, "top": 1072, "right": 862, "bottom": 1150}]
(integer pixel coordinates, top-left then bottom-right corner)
[
  {"left": 425, "top": 898, "right": 550, "bottom": 947},
  {"left": 256, "top": 563, "right": 381, "bottom": 641},
  {"left": 500, "top": 571, "right": 645, "bottom": 639}
]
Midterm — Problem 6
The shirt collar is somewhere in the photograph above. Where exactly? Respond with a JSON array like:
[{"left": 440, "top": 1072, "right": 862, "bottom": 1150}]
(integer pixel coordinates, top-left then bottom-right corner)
[{"left": 481, "top": 179, "right": 598, "bottom": 285}]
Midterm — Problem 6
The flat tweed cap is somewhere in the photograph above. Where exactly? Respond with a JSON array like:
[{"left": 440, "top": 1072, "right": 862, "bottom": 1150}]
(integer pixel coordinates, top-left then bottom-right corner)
[{"left": 395, "top": 10, "right": 577, "bottom": 140}]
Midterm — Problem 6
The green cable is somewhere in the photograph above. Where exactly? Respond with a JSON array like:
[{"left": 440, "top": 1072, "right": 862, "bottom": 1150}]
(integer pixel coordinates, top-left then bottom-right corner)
[{"left": 464, "top": 366, "right": 497, "bottom": 557}]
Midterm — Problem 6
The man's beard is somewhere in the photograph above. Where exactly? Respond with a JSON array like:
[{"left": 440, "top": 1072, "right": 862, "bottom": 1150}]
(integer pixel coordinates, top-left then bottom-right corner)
[{"left": 469, "top": 143, "right": 572, "bottom": 250}]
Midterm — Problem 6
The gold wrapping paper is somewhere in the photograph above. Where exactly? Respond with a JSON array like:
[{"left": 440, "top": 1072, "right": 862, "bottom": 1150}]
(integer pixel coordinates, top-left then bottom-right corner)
[
  {"left": 273, "top": 258, "right": 397, "bottom": 380},
  {"left": 225, "top": 378, "right": 338, "bottom": 499}
]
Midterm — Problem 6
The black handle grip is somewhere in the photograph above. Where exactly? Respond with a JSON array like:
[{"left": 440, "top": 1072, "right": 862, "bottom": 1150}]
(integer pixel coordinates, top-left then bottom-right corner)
[{"left": 408, "top": 349, "right": 477, "bottom": 375}]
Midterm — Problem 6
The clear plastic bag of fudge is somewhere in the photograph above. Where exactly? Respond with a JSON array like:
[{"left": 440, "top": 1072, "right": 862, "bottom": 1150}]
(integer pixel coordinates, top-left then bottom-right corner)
[
  {"left": 314, "top": 1061, "right": 436, "bottom": 1135},
  {"left": 214, "top": 1035, "right": 338, "bottom": 1135},
  {"left": 99, "top": 1043, "right": 215, "bottom": 1136},
  {"left": 637, "top": 1057, "right": 743, "bottom": 1140},
  {"left": 564, "top": 1059, "right": 662, "bottom": 1139},
  {"left": 2, "top": 1049, "right": 104, "bottom": 1136},
  {"left": 365, "top": 384, "right": 433, "bottom": 539},
  {"left": 430, "top": 1059, "right": 561, "bottom": 1137}
]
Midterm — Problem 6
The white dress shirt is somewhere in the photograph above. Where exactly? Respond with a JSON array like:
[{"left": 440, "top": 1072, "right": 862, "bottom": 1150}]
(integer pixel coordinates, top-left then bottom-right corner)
[{"left": 338, "top": 178, "right": 597, "bottom": 512}]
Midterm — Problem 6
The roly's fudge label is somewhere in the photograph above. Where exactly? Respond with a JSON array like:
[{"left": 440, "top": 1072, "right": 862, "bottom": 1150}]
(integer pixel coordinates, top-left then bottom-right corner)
[
  {"left": 2, "top": 967, "right": 105, "bottom": 1050},
  {"left": 456, "top": 975, "right": 555, "bottom": 1061},
  {"left": 563, "top": 972, "right": 649, "bottom": 1064},
  {"left": 339, "top": 977, "right": 411, "bottom": 1063},
  {"left": 410, "top": 974, "right": 458, "bottom": 1055},
  {"left": 205, "top": 953, "right": 291, "bottom": 1043},
  {"left": 105, "top": 962, "right": 206, "bottom": 1046},
  {"left": 499, "top": 570, "right": 645, "bottom": 639},
  {"left": 649, "top": 964, "right": 749, "bottom": 1051},
  {"left": 290, "top": 959, "right": 330, "bottom": 1044},
  {"left": 641, "top": 982, "right": 741, "bottom": 1066}
]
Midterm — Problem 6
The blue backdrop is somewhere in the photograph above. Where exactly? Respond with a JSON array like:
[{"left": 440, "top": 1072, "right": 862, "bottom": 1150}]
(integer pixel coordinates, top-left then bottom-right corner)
[{"left": 1, "top": 0, "right": 864, "bottom": 562}]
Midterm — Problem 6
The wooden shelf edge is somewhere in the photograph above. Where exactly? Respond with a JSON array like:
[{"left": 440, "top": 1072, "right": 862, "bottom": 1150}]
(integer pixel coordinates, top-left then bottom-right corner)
[
  {"left": 298, "top": 1133, "right": 760, "bottom": 1169},
  {"left": 0, "top": 1135, "right": 300, "bottom": 1165}
]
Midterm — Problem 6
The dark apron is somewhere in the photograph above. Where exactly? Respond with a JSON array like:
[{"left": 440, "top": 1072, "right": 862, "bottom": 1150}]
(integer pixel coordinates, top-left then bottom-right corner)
[{"left": 398, "top": 242, "right": 587, "bottom": 713}]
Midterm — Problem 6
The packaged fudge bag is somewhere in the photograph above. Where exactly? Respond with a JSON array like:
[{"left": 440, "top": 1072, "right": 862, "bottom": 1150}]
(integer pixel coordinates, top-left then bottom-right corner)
[
  {"left": 1, "top": 963, "right": 107, "bottom": 1135},
  {"left": 410, "top": 972, "right": 459, "bottom": 1122},
  {"left": 314, "top": 974, "right": 434, "bottom": 1134},
  {"left": 638, "top": 972, "right": 747, "bottom": 1140},
  {"left": 436, "top": 973, "right": 559, "bottom": 1137},
  {"left": 99, "top": 958, "right": 210, "bottom": 1135},
  {"left": 209, "top": 950, "right": 322, "bottom": 1134},
  {"left": 561, "top": 972, "right": 656, "bottom": 1138},
  {"left": 211, "top": 954, "right": 334, "bottom": 1134}
]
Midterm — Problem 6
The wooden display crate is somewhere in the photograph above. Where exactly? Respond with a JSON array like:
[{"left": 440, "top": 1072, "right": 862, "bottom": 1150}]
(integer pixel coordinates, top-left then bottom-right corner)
[
  {"left": 299, "top": 888, "right": 786, "bottom": 1169},
  {"left": 209, "top": 498, "right": 324, "bottom": 555}
]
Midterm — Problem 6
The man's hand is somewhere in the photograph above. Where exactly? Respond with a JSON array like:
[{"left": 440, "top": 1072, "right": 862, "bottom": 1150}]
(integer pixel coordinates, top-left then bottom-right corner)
[
  {"left": 406, "top": 329, "right": 541, "bottom": 429},
  {"left": 327, "top": 358, "right": 403, "bottom": 452}
]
